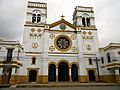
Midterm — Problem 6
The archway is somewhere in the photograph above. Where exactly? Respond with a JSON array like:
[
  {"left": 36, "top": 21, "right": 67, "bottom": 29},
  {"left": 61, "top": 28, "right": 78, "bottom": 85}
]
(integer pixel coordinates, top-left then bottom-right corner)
[
  {"left": 58, "top": 62, "right": 69, "bottom": 81},
  {"left": 71, "top": 64, "right": 78, "bottom": 81},
  {"left": 29, "top": 70, "right": 37, "bottom": 82},
  {"left": 48, "top": 64, "right": 56, "bottom": 82},
  {"left": 88, "top": 70, "right": 96, "bottom": 81}
]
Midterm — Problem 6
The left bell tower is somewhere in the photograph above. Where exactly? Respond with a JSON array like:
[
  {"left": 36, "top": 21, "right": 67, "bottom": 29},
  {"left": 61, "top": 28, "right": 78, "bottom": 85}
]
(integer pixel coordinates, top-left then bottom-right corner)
[{"left": 23, "top": 1, "right": 47, "bottom": 52}]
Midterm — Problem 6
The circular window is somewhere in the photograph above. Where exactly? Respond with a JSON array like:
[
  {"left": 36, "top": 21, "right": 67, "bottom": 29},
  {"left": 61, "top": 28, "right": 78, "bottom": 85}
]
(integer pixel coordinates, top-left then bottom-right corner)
[
  {"left": 59, "top": 24, "right": 66, "bottom": 30},
  {"left": 54, "top": 35, "right": 72, "bottom": 52}
]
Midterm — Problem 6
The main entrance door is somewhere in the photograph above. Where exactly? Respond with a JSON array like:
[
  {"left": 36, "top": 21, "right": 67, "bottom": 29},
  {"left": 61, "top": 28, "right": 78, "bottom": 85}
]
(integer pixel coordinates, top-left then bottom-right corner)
[
  {"left": 88, "top": 70, "right": 96, "bottom": 81},
  {"left": 29, "top": 70, "right": 37, "bottom": 82},
  {"left": 58, "top": 62, "right": 69, "bottom": 81}
]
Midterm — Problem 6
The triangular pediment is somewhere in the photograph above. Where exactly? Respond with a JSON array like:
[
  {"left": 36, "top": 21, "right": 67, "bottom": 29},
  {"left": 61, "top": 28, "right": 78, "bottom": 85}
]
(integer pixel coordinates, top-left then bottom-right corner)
[{"left": 49, "top": 19, "right": 76, "bottom": 31}]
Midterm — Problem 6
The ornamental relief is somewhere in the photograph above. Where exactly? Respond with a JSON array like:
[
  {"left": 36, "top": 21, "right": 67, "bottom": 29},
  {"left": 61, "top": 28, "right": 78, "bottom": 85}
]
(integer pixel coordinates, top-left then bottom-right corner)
[
  {"left": 29, "top": 33, "right": 41, "bottom": 39},
  {"left": 71, "top": 34, "right": 76, "bottom": 40},
  {"left": 50, "top": 34, "right": 55, "bottom": 39},
  {"left": 49, "top": 46, "right": 55, "bottom": 51},
  {"left": 71, "top": 47, "right": 77, "bottom": 52},
  {"left": 31, "top": 28, "right": 42, "bottom": 33},
  {"left": 32, "top": 43, "right": 38, "bottom": 49},
  {"left": 86, "top": 44, "right": 92, "bottom": 50}
]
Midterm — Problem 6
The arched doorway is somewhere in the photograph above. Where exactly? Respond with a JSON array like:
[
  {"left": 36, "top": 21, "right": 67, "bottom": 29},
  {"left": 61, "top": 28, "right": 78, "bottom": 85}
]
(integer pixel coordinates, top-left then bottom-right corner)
[
  {"left": 88, "top": 70, "right": 96, "bottom": 81},
  {"left": 58, "top": 62, "right": 69, "bottom": 81},
  {"left": 29, "top": 70, "right": 37, "bottom": 82},
  {"left": 48, "top": 64, "right": 56, "bottom": 82},
  {"left": 71, "top": 64, "right": 78, "bottom": 81}
]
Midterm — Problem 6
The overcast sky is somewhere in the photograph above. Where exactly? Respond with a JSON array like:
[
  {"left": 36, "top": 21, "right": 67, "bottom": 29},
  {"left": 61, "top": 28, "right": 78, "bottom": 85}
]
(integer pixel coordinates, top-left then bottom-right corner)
[{"left": 0, "top": 0, "right": 120, "bottom": 47}]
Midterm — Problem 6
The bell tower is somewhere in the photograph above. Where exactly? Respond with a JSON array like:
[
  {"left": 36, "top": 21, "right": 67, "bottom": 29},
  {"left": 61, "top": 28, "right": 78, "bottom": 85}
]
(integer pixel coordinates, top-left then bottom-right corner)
[
  {"left": 26, "top": 1, "right": 47, "bottom": 24},
  {"left": 23, "top": 1, "right": 47, "bottom": 52},
  {"left": 73, "top": 6, "right": 95, "bottom": 28}
]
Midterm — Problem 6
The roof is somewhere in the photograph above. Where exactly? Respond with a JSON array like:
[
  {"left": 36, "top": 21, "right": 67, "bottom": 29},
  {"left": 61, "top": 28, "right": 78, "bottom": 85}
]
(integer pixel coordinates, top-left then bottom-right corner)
[{"left": 49, "top": 19, "right": 76, "bottom": 29}]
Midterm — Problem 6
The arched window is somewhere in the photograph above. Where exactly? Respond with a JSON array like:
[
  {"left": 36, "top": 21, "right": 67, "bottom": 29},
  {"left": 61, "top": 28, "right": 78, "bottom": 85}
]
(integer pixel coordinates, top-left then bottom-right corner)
[
  {"left": 32, "top": 57, "right": 36, "bottom": 65},
  {"left": 37, "top": 14, "right": 41, "bottom": 23},
  {"left": 71, "top": 64, "right": 78, "bottom": 81},
  {"left": 88, "top": 58, "right": 92, "bottom": 65},
  {"left": 86, "top": 18, "right": 90, "bottom": 26},
  {"left": 82, "top": 17, "right": 86, "bottom": 27},
  {"left": 32, "top": 14, "right": 36, "bottom": 23},
  {"left": 107, "top": 53, "right": 111, "bottom": 63}
]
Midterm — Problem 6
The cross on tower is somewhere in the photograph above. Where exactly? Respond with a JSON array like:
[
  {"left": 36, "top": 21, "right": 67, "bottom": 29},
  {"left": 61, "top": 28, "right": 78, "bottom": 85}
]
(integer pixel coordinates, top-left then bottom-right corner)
[{"left": 61, "top": 15, "right": 65, "bottom": 19}]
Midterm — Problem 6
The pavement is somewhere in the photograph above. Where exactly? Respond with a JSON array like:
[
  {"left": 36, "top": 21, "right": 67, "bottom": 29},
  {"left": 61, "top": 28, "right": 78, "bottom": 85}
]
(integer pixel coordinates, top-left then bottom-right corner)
[{"left": 0, "top": 82, "right": 120, "bottom": 88}]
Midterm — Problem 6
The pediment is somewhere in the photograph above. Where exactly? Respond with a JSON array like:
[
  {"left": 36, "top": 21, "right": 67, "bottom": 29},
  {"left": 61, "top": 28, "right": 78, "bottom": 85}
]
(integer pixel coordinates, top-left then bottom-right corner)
[{"left": 49, "top": 19, "right": 76, "bottom": 31}]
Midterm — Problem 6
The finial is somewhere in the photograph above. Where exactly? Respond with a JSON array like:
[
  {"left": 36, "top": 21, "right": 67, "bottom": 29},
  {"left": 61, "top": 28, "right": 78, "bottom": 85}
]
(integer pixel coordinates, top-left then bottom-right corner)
[{"left": 61, "top": 15, "right": 65, "bottom": 19}]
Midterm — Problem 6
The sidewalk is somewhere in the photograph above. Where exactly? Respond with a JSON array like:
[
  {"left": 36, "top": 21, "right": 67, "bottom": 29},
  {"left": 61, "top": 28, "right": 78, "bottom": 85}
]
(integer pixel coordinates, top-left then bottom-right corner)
[{"left": 13, "top": 82, "right": 120, "bottom": 88}]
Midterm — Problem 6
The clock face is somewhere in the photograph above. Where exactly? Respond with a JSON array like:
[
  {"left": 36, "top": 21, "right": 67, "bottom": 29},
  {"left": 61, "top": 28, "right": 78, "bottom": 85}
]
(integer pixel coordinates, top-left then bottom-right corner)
[
  {"left": 59, "top": 24, "right": 66, "bottom": 30},
  {"left": 54, "top": 35, "right": 72, "bottom": 51}
]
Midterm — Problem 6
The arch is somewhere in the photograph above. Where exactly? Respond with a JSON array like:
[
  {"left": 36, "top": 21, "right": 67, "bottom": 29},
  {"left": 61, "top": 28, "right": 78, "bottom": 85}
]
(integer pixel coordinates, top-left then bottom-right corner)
[
  {"left": 48, "top": 64, "right": 56, "bottom": 82},
  {"left": 58, "top": 62, "right": 69, "bottom": 81},
  {"left": 57, "top": 60, "right": 71, "bottom": 68},
  {"left": 71, "top": 64, "right": 78, "bottom": 81},
  {"left": 28, "top": 70, "right": 37, "bottom": 82},
  {"left": 88, "top": 70, "right": 96, "bottom": 81},
  {"left": 107, "top": 53, "right": 111, "bottom": 62},
  {"left": 48, "top": 62, "right": 57, "bottom": 68},
  {"left": 70, "top": 62, "right": 79, "bottom": 68},
  {"left": 32, "top": 10, "right": 41, "bottom": 23}
]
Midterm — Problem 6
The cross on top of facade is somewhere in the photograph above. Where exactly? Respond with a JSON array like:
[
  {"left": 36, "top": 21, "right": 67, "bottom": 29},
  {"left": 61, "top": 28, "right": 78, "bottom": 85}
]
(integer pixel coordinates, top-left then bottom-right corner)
[{"left": 61, "top": 15, "right": 65, "bottom": 19}]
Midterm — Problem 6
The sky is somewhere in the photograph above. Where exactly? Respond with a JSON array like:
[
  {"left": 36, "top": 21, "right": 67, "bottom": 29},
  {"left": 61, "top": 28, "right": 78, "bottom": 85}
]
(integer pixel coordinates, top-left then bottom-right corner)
[{"left": 0, "top": 0, "right": 120, "bottom": 47}]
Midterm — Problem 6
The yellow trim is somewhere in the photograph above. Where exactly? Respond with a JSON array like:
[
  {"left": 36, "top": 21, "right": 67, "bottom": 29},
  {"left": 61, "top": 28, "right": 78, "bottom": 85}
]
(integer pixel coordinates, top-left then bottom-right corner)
[
  {"left": 71, "top": 62, "right": 79, "bottom": 68},
  {"left": 54, "top": 35, "right": 72, "bottom": 52},
  {"left": 48, "top": 62, "right": 57, "bottom": 68},
  {"left": 57, "top": 60, "right": 71, "bottom": 68}
]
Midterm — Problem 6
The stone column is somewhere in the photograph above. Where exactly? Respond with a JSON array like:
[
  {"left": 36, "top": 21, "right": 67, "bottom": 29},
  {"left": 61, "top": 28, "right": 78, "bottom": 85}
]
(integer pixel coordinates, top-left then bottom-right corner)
[
  {"left": 69, "top": 68, "right": 72, "bottom": 82},
  {"left": 0, "top": 68, "right": 3, "bottom": 84},
  {"left": 56, "top": 67, "right": 58, "bottom": 82},
  {"left": 10, "top": 68, "right": 16, "bottom": 84},
  {"left": 115, "top": 69, "right": 120, "bottom": 83}
]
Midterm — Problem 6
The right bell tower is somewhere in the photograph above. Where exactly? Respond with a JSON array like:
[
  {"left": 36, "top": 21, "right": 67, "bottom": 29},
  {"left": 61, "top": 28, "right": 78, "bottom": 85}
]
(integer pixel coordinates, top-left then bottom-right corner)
[{"left": 73, "top": 6, "right": 95, "bottom": 28}]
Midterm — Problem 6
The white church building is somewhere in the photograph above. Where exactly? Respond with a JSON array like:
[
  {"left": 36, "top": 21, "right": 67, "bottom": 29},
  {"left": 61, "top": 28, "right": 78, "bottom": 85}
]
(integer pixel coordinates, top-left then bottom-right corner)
[{"left": 0, "top": 1, "right": 120, "bottom": 84}]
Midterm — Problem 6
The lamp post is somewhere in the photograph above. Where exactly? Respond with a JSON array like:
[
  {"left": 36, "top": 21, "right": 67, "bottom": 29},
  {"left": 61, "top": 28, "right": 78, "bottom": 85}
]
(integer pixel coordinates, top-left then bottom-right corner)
[{"left": 95, "top": 57, "right": 100, "bottom": 82}]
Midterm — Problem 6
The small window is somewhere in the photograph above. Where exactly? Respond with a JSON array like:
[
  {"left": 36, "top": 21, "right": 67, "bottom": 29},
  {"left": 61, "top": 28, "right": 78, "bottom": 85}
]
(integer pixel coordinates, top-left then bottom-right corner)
[
  {"left": 7, "top": 48, "right": 13, "bottom": 62},
  {"left": 89, "top": 58, "right": 92, "bottom": 65},
  {"left": 101, "top": 57, "right": 104, "bottom": 64},
  {"left": 32, "top": 14, "right": 36, "bottom": 23},
  {"left": 107, "top": 53, "right": 111, "bottom": 63},
  {"left": 32, "top": 57, "right": 36, "bottom": 65},
  {"left": 37, "top": 14, "right": 41, "bottom": 23}
]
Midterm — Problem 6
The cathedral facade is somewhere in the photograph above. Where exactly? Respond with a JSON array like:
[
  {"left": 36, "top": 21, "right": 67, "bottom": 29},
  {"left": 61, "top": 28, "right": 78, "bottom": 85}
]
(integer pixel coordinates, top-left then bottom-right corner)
[{"left": 0, "top": 1, "right": 120, "bottom": 84}]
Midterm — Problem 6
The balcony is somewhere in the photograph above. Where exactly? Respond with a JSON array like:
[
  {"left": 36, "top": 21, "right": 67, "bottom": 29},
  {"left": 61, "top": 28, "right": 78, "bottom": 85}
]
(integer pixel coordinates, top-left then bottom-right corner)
[
  {"left": 106, "top": 60, "right": 120, "bottom": 70},
  {"left": 0, "top": 56, "right": 22, "bottom": 67}
]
